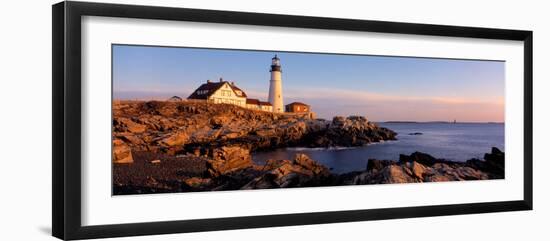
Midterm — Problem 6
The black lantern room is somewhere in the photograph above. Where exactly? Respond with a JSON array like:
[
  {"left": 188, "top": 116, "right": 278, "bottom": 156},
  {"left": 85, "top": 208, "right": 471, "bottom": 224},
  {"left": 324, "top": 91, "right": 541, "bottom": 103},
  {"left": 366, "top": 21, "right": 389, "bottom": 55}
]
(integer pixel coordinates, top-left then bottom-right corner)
[{"left": 270, "top": 54, "right": 282, "bottom": 72}]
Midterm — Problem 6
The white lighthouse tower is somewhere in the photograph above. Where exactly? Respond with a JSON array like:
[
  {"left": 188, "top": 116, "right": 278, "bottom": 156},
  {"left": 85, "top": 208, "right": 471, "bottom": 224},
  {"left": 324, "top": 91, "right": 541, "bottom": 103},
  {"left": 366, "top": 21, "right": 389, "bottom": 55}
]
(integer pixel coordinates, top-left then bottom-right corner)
[{"left": 268, "top": 55, "right": 284, "bottom": 113}]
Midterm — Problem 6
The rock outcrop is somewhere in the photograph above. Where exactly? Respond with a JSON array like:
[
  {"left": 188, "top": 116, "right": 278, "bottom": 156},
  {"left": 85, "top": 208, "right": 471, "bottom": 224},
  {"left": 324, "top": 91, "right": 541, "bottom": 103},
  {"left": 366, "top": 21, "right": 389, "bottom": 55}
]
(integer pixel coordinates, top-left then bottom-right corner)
[
  {"left": 346, "top": 149, "right": 503, "bottom": 185},
  {"left": 241, "top": 153, "right": 332, "bottom": 189},
  {"left": 207, "top": 146, "right": 253, "bottom": 177},
  {"left": 112, "top": 139, "right": 133, "bottom": 163},
  {"left": 466, "top": 147, "right": 505, "bottom": 179},
  {"left": 113, "top": 148, "right": 504, "bottom": 195},
  {"left": 112, "top": 101, "right": 397, "bottom": 157}
]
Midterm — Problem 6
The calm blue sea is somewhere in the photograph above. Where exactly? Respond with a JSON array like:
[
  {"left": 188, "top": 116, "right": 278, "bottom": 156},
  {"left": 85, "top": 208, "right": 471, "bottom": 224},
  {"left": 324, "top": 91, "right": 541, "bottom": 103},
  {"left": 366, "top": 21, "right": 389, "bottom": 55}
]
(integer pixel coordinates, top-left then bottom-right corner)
[{"left": 252, "top": 122, "right": 505, "bottom": 173}]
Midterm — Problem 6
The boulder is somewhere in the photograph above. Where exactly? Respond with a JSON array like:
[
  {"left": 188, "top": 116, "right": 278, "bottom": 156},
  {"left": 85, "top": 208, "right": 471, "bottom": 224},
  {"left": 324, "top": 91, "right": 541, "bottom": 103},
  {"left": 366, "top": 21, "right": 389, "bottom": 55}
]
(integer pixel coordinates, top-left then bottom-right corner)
[
  {"left": 114, "top": 117, "right": 147, "bottom": 133},
  {"left": 293, "top": 153, "right": 330, "bottom": 176},
  {"left": 352, "top": 155, "right": 492, "bottom": 185},
  {"left": 117, "top": 133, "right": 145, "bottom": 146},
  {"left": 405, "top": 161, "right": 428, "bottom": 179},
  {"left": 160, "top": 131, "right": 189, "bottom": 146},
  {"left": 352, "top": 164, "right": 419, "bottom": 184},
  {"left": 484, "top": 147, "right": 505, "bottom": 171},
  {"left": 366, "top": 159, "right": 396, "bottom": 172},
  {"left": 466, "top": 147, "right": 504, "bottom": 179},
  {"left": 424, "top": 163, "right": 488, "bottom": 182},
  {"left": 207, "top": 146, "right": 253, "bottom": 176},
  {"left": 399, "top": 151, "right": 439, "bottom": 166},
  {"left": 241, "top": 153, "right": 331, "bottom": 189},
  {"left": 112, "top": 139, "right": 133, "bottom": 164}
]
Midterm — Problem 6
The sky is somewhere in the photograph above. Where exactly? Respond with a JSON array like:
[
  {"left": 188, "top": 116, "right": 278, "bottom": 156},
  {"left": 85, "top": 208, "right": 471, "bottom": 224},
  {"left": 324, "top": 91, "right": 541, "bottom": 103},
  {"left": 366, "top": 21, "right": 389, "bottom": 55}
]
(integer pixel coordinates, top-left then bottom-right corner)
[{"left": 113, "top": 44, "right": 505, "bottom": 122}]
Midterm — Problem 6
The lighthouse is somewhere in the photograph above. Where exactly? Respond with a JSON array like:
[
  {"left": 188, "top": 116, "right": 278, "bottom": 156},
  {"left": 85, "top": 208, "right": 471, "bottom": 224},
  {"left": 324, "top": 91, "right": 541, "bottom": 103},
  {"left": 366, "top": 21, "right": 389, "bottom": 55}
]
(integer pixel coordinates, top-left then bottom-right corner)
[{"left": 268, "top": 55, "right": 284, "bottom": 113}]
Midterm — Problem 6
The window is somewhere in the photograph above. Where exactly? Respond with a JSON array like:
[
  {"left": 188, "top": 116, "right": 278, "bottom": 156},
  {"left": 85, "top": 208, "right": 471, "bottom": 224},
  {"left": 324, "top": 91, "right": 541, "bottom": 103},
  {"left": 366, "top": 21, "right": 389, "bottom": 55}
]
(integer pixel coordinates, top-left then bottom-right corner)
[{"left": 220, "top": 90, "right": 232, "bottom": 97}]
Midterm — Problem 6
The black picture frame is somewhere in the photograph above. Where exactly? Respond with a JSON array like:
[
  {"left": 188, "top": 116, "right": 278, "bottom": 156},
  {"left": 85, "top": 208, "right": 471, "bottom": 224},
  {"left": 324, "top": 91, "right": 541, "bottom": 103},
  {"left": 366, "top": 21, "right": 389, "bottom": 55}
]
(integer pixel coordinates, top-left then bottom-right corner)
[{"left": 52, "top": 1, "right": 533, "bottom": 240}]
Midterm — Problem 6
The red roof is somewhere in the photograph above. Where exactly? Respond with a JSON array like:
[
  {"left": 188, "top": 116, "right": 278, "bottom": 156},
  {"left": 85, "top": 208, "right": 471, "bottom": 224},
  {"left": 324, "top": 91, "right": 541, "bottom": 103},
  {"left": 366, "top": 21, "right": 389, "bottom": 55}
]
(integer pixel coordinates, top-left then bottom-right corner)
[
  {"left": 286, "top": 102, "right": 309, "bottom": 107},
  {"left": 246, "top": 98, "right": 272, "bottom": 106},
  {"left": 259, "top": 101, "right": 272, "bottom": 106},
  {"left": 188, "top": 81, "right": 248, "bottom": 99}
]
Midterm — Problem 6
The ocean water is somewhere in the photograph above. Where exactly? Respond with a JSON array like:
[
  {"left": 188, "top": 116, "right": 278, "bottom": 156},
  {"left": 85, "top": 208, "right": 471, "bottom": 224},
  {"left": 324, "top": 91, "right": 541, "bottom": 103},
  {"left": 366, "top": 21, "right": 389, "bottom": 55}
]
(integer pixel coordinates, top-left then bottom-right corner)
[{"left": 252, "top": 122, "right": 505, "bottom": 174}]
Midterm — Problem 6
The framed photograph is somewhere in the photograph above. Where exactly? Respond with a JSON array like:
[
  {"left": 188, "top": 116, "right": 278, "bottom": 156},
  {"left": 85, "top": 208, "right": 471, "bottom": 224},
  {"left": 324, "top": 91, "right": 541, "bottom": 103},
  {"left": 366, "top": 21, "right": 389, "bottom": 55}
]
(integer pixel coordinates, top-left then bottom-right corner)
[{"left": 52, "top": 1, "right": 533, "bottom": 240}]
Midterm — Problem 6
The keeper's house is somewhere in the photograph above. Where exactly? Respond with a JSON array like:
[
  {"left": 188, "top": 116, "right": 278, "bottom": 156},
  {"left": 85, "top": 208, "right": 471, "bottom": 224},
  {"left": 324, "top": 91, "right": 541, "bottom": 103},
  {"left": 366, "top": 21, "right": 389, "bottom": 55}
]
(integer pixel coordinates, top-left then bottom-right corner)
[
  {"left": 286, "top": 102, "right": 316, "bottom": 119},
  {"left": 188, "top": 78, "right": 273, "bottom": 112},
  {"left": 285, "top": 102, "right": 310, "bottom": 113}
]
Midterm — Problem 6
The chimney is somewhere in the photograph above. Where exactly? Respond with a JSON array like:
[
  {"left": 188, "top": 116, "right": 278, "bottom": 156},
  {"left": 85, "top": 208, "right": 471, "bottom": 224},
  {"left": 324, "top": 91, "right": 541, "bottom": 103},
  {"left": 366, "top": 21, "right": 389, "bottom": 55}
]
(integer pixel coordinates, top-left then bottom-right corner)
[
  {"left": 231, "top": 81, "right": 235, "bottom": 86},
  {"left": 207, "top": 79, "right": 212, "bottom": 83},
  {"left": 219, "top": 77, "right": 223, "bottom": 82}
]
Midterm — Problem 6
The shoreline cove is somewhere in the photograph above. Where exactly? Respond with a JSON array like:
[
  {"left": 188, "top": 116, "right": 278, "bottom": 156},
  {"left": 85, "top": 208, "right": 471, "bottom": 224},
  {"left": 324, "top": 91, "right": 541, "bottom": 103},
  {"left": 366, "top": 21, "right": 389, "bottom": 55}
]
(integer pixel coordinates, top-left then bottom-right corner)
[{"left": 253, "top": 122, "right": 504, "bottom": 173}]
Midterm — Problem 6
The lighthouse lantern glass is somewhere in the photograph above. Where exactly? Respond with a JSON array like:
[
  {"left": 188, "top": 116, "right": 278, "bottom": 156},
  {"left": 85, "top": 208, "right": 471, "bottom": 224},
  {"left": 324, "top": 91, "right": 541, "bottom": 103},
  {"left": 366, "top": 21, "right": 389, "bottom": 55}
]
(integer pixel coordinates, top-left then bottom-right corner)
[{"left": 272, "top": 57, "right": 280, "bottom": 66}]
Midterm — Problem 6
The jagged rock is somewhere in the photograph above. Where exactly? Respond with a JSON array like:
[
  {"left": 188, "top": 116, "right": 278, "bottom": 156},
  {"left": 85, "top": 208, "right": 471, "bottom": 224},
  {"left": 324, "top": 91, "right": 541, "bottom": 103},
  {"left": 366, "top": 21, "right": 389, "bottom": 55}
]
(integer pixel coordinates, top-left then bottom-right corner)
[
  {"left": 424, "top": 163, "right": 488, "bottom": 181},
  {"left": 207, "top": 146, "right": 253, "bottom": 177},
  {"left": 114, "top": 117, "right": 147, "bottom": 133},
  {"left": 160, "top": 131, "right": 189, "bottom": 146},
  {"left": 117, "top": 133, "right": 145, "bottom": 146},
  {"left": 112, "top": 139, "right": 133, "bottom": 164},
  {"left": 241, "top": 154, "right": 331, "bottom": 189},
  {"left": 466, "top": 147, "right": 504, "bottom": 179},
  {"left": 351, "top": 149, "right": 502, "bottom": 185},
  {"left": 352, "top": 164, "right": 415, "bottom": 184},
  {"left": 399, "top": 151, "right": 440, "bottom": 166},
  {"left": 293, "top": 153, "right": 330, "bottom": 176},
  {"left": 354, "top": 159, "right": 490, "bottom": 185},
  {"left": 406, "top": 161, "right": 428, "bottom": 179},
  {"left": 367, "top": 159, "right": 396, "bottom": 172}
]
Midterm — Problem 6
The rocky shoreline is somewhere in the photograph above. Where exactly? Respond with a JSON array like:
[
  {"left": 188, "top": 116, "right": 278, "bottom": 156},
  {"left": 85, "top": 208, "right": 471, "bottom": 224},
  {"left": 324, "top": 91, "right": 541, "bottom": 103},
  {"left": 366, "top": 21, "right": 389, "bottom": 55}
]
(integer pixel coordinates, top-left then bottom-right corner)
[
  {"left": 112, "top": 101, "right": 504, "bottom": 195},
  {"left": 113, "top": 146, "right": 504, "bottom": 194},
  {"left": 112, "top": 100, "right": 396, "bottom": 162}
]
